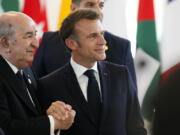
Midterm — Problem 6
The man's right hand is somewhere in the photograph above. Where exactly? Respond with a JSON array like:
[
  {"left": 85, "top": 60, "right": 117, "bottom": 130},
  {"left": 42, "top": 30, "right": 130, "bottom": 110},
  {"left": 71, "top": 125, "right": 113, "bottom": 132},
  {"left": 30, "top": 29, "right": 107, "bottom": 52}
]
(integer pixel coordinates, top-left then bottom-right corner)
[
  {"left": 46, "top": 101, "right": 76, "bottom": 130},
  {"left": 54, "top": 109, "right": 76, "bottom": 130}
]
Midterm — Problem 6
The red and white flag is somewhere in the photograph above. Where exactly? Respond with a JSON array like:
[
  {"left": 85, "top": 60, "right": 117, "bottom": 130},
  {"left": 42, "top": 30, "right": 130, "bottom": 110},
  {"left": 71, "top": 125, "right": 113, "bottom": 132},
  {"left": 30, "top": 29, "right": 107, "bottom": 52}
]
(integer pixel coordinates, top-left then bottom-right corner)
[{"left": 22, "top": 0, "right": 48, "bottom": 41}]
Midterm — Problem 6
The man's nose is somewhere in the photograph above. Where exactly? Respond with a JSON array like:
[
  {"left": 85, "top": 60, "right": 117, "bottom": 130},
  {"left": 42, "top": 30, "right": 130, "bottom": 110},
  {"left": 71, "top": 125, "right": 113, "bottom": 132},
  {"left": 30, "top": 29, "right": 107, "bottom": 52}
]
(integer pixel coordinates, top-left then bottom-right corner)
[
  {"left": 32, "top": 37, "right": 39, "bottom": 48},
  {"left": 98, "top": 34, "right": 106, "bottom": 45}
]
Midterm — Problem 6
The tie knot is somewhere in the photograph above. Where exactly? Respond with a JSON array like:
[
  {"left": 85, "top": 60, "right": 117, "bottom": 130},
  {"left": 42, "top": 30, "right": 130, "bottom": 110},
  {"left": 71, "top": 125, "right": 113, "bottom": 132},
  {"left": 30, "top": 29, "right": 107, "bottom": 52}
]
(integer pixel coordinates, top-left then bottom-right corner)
[
  {"left": 16, "top": 70, "right": 24, "bottom": 80},
  {"left": 84, "top": 69, "right": 95, "bottom": 78}
]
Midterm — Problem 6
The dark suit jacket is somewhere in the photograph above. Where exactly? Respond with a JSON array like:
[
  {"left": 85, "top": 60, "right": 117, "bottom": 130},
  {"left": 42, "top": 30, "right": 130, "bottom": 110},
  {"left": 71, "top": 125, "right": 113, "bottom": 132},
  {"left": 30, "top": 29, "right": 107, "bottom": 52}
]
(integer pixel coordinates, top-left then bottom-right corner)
[
  {"left": 153, "top": 68, "right": 180, "bottom": 135},
  {"left": 0, "top": 128, "right": 5, "bottom": 135},
  {"left": 32, "top": 31, "right": 136, "bottom": 86},
  {"left": 23, "top": 66, "right": 38, "bottom": 89},
  {"left": 0, "top": 56, "right": 50, "bottom": 135},
  {"left": 38, "top": 61, "right": 146, "bottom": 135}
]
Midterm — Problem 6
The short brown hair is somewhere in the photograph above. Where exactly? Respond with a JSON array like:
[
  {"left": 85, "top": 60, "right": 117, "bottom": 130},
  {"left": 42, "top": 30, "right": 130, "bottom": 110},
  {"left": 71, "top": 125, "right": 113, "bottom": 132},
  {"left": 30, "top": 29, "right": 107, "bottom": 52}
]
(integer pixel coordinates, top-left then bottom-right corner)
[{"left": 59, "top": 8, "right": 101, "bottom": 49}]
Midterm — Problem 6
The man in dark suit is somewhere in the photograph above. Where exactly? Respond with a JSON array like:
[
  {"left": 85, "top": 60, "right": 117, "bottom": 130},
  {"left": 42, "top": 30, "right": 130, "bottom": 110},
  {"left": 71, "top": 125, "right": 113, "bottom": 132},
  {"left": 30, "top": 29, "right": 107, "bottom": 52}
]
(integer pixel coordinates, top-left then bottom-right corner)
[
  {"left": 152, "top": 67, "right": 180, "bottom": 135},
  {"left": 38, "top": 9, "right": 146, "bottom": 135},
  {"left": 32, "top": 0, "right": 136, "bottom": 87},
  {"left": 0, "top": 12, "right": 75, "bottom": 135}
]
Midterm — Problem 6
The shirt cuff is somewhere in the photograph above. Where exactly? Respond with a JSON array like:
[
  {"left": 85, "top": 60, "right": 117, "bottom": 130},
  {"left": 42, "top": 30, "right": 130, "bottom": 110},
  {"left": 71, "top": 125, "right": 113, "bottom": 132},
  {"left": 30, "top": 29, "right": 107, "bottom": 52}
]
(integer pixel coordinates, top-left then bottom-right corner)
[
  {"left": 48, "top": 115, "right": 60, "bottom": 135},
  {"left": 48, "top": 115, "right": 55, "bottom": 135}
]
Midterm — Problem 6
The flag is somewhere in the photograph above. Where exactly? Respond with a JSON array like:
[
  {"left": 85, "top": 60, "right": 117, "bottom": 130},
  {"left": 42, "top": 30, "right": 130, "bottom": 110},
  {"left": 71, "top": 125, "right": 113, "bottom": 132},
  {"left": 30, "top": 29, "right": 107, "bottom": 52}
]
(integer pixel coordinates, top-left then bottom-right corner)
[
  {"left": 160, "top": 0, "right": 180, "bottom": 82},
  {"left": 134, "top": 0, "right": 160, "bottom": 131},
  {"left": 57, "top": 0, "right": 71, "bottom": 29},
  {"left": 103, "top": 0, "right": 127, "bottom": 38},
  {"left": 0, "top": 0, "right": 19, "bottom": 14},
  {"left": 22, "top": 0, "right": 48, "bottom": 41}
]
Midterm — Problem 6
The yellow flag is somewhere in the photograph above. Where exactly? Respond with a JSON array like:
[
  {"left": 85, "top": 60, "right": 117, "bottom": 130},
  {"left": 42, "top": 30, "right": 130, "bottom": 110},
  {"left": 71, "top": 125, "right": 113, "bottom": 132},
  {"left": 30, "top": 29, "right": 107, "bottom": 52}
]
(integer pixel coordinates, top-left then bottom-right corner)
[{"left": 57, "top": 0, "right": 72, "bottom": 29}]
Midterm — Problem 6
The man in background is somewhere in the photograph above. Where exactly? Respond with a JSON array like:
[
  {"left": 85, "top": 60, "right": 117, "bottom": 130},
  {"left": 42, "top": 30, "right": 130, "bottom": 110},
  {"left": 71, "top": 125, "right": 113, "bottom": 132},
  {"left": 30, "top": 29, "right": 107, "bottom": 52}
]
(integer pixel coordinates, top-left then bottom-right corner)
[
  {"left": 0, "top": 11, "right": 75, "bottom": 135},
  {"left": 32, "top": 0, "right": 136, "bottom": 88}
]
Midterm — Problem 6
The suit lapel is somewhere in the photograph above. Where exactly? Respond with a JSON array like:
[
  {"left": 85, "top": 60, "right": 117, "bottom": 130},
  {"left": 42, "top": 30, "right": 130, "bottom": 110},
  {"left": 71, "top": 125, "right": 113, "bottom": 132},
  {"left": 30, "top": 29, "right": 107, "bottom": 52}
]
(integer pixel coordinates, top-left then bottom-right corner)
[
  {"left": 64, "top": 63, "right": 97, "bottom": 126},
  {"left": 98, "top": 62, "right": 111, "bottom": 129},
  {"left": 23, "top": 73, "right": 41, "bottom": 114},
  {"left": 0, "top": 56, "right": 39, "bottom": 115}
]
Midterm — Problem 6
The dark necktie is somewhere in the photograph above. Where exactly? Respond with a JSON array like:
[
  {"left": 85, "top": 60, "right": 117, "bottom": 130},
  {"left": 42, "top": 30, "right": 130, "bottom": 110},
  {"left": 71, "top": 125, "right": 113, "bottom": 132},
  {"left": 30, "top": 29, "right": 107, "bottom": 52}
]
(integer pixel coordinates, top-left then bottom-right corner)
[
  {"left": 16, "top": 70, "right": 36, "bottom": 107},
  {"left": 84, "top": 69, "right": 101, "bottom": 123},
  {"left": 16, "top": 71, "right": 28, "bottom": 91}
]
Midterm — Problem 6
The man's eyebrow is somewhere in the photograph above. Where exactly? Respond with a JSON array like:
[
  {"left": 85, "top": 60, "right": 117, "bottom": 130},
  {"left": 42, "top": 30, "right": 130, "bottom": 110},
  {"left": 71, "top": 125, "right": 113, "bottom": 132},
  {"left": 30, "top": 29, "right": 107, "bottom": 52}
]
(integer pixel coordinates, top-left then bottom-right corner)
[
  {"left": 85, "top": 2, "right": 94, "bottom": 5},
  {"left": 25, "top": 32, "right": 33, "bottom": 35},
  {"left": 23, "top": 31, "right": 37, "bottom": 38},
  {"left": 25, "top": 30, "right": 37, "bottom": 36}
]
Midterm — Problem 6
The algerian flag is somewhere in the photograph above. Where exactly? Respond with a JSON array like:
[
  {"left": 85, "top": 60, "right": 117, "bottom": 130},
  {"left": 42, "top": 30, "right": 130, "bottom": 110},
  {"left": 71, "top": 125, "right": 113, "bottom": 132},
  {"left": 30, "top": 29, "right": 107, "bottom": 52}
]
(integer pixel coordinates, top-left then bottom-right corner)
[
  {"left": 0, "top": 0, "right": 19, "bottom": 14},
  {"left": 134, "top": 0, "right": 160, "bottom": 132}
]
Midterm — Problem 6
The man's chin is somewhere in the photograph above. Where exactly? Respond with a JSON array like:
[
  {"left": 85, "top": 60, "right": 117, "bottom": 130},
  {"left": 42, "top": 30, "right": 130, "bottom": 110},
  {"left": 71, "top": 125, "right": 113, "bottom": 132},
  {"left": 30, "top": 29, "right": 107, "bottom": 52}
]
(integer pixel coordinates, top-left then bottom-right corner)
[
  {"left": 27, "top": 52, "right": 34, "bottom": 56},
  {"left": 98, "top": 55, "right": 106, "bottom": 61},
  {"left": 27, "top": 58, "right": 33, "bottom": 64}
]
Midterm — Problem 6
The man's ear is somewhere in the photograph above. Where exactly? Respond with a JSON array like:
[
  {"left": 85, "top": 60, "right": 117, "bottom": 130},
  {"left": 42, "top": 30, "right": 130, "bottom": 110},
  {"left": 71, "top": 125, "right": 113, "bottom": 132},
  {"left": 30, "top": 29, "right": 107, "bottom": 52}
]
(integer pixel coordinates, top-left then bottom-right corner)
[
  {"left": 0, "top": 36, "right": 10, "bottom": 48},
  {"left": 70, "top": 3, "right": 78, "bottom": 11},
  {"left": 65, "top": 38, "right": 78, "bottom": 51},
  {"left": 0, "top": 36, "right": 11, "bottom": 53}
]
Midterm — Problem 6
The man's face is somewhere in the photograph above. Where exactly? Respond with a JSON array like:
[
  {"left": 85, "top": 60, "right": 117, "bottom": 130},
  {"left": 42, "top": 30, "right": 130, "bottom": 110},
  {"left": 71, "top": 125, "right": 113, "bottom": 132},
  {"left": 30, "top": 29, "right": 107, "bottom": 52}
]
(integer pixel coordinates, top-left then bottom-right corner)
[
  {"left": 73, "top": 0, "right": 104, "bottom": 21},
  {"left": 71, "top": 19, "right": 106, "bottom": 67},
  {"left": 8, "top": 17, "right": 38, "bottom": 69}
]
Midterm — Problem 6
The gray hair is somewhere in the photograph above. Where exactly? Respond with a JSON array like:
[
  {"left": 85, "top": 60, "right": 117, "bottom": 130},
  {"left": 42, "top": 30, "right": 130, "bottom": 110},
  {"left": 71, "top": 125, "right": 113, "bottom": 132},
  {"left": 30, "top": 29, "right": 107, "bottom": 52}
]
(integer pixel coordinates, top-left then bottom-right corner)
[{"left": 0, "top": 21, "right": 14, "bottom": 39}]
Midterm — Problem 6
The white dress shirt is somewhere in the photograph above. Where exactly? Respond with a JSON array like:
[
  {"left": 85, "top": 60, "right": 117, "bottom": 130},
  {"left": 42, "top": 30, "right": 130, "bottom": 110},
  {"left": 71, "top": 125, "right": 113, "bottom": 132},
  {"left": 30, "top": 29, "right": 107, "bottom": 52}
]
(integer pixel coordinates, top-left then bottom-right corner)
[{"left": 70, "top": 58, "right": 102, "bottom": 101}]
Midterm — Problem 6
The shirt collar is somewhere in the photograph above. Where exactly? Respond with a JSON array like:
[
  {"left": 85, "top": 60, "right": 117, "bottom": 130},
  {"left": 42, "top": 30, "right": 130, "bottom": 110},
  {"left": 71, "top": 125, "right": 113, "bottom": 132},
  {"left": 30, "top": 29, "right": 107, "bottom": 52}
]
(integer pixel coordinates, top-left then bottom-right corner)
[
  {"left": 70, "top": 57, "right": 98, "bottom": 78},
  {"left": 4, "top": 58, "right": 19, "bottom": 74}
]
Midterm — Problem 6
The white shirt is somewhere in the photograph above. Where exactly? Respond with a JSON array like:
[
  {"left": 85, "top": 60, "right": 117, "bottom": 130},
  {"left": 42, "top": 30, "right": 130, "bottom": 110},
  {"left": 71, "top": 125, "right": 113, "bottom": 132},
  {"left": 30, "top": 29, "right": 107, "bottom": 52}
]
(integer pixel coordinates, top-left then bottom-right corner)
[
  {"left": 70, "top": 58, "right": 102, "bottom": 101},
  {"left": 4, "top": 58, "right": 55, "bottom": 135}
]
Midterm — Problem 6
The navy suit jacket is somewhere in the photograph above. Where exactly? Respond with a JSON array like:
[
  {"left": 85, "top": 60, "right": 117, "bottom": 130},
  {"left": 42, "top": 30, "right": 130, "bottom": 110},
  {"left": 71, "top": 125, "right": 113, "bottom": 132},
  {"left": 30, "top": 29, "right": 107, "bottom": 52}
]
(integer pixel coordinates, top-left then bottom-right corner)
[
  {"left": 0, "top": 56, "right": 50, "bottom": 135},
  {"left": 37, "top": 61, "right": 146, "bottom": 135},
  {"left": 32, "top": 31, "right": 136, "bottom": 86}
]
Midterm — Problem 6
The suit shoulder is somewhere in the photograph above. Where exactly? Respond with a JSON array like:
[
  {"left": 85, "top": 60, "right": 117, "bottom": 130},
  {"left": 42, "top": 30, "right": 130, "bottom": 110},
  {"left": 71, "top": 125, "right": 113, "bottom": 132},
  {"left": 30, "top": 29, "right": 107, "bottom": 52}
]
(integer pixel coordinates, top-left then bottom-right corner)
[
  {"left": 40, "top": 31, "right": 62, "bottom": 49},
  {"left": 101, "top": 61, "right": 128, "bottom": 72},
  {"left": 104, "top": 31, "right": 130, "bottom": 44},
  {"left": 39, "top": 63, "right": 68, "bottom": 81},
  {"left": 42, "top": 31, "right": 59, "bottom": 40}
]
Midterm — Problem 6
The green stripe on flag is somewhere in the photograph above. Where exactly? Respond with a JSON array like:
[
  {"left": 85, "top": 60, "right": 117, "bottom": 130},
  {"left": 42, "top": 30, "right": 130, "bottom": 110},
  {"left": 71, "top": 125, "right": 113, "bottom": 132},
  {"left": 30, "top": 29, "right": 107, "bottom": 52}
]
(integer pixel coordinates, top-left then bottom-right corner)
[
  {"left": 1, "top": 0, "right": 19, "bottom": 11},
  {"left": 137, "top": 21, "right": 160, "bottom": 61}
]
